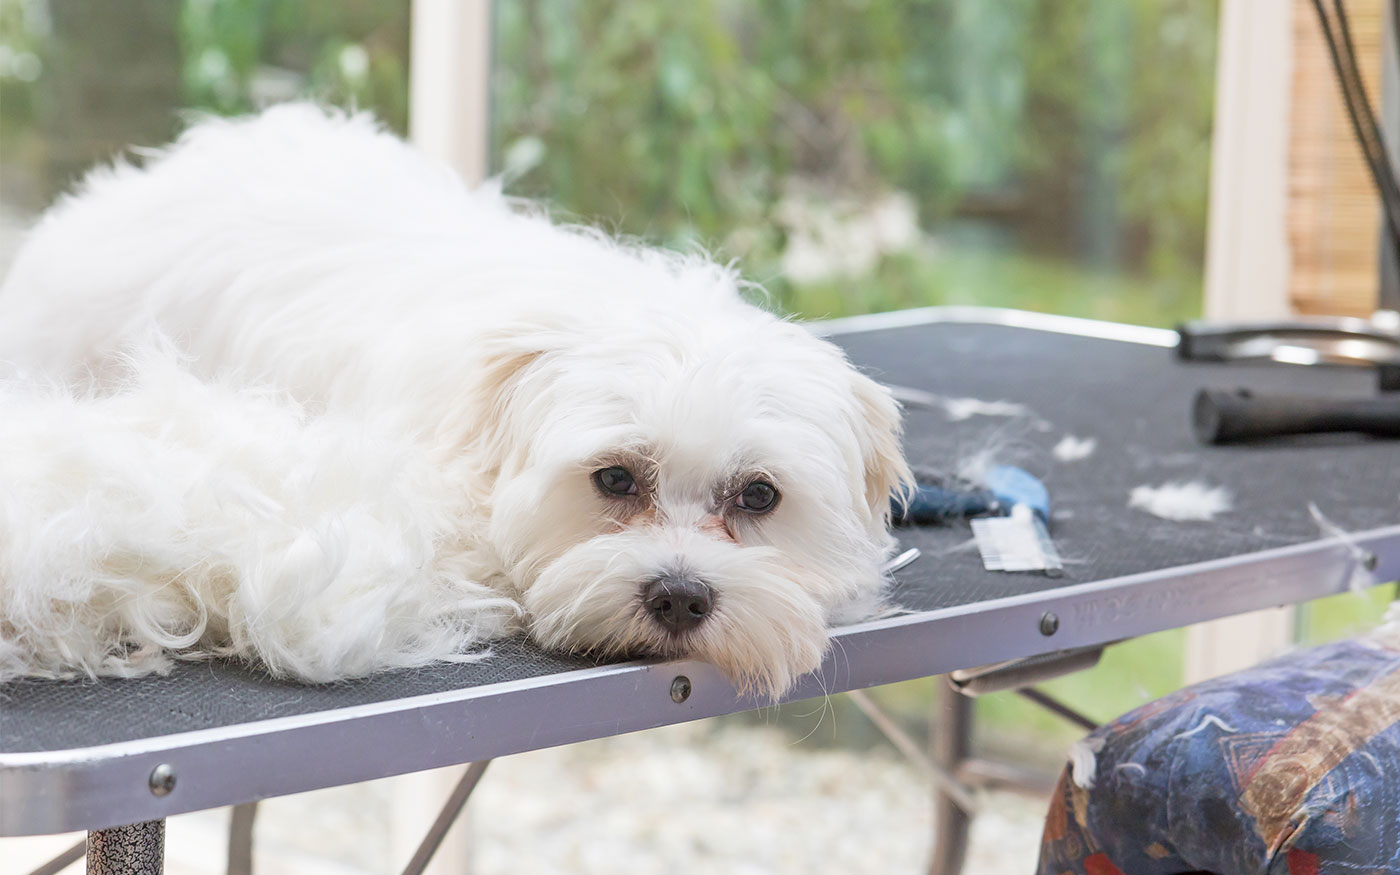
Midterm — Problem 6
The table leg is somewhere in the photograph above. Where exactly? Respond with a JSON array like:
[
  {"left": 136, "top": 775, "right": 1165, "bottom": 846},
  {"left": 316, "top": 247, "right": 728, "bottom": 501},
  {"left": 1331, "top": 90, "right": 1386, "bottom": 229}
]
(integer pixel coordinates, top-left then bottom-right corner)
[
  {"left": 24, "top": 838, "right": 85, "bottom": 875},
  {"left": 87, "top": 819, "right": 164, "bottom": 875},
  {"left": 927, "top": 677, "right": 972, "bottom": 875},
  {"left": 227, "top": 802, "right": 258, "bottom": 875},
  {"left": 400, "top": 760, "right": 491, "bottom": 875}
]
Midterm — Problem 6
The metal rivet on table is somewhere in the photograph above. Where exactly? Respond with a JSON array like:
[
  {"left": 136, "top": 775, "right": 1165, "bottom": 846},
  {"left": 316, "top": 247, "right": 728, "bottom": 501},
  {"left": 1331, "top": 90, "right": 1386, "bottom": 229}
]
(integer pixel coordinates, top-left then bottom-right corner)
[
  {"left": 1362, "top": 551, "right": 1380, "bottom": 572},
  {"left": 670, "top": 675, "right": 692, "bottom": 703},
  {"left": 1039, "top": 612, "right": 1059, "bottom": 636},
  {"left": 148, "top": 763, "right": 176, "bottom": 797}
]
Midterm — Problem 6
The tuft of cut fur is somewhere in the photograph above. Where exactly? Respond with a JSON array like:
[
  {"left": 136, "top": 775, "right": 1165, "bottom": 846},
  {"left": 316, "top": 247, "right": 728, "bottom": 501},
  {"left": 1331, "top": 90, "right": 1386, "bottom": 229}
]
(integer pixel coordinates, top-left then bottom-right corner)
[
  {"left": 1051, "top": 435, "right": 1096, "bottom": 463},
  {"left": 0, "top": 104, "right": 912, "bottom": 696},
  {"left": 1068, "top": 735, "right": 1107, "bottom": 790},
  {"left": 1127, "top": 481, "right": 1232, "bottom": 522}
]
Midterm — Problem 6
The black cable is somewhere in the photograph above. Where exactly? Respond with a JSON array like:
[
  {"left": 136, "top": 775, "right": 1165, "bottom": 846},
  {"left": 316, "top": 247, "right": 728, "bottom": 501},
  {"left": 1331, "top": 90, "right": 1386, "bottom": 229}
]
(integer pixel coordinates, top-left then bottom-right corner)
[
  {"left": 1313, "top": 0, "right": 1400, "bottom": 235},
  {"left": 1317, "top": 0, "right": 1400, "bottom": 242},
  {"left": 1393, "top": 0, "right": 1400, "bottom": 66},
  {"left": 1321, "top": 1, "right": 1400, "bottom": 225},
  {"left": 1333, "top": 0, "right": 1395, "bottom": 183},
  {"left": 1341, "top": 7, "right": 1400, "bottom": 247},
  {"left": 1313, "top": 0, "right": 1400, "bottom": 244}
]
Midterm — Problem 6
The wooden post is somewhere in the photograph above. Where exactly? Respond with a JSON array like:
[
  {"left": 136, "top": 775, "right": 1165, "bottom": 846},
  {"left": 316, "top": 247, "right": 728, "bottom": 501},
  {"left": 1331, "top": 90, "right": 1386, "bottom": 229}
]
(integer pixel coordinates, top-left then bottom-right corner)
[
  {"left": 1189, "top": 0, "right": 1299, "bottom": 682},
  {"left": 409, "top": 0, "right": 492, "bottom": 186},
  {"left": 391, "top": 11, "right": 496, "bottom": 871}
]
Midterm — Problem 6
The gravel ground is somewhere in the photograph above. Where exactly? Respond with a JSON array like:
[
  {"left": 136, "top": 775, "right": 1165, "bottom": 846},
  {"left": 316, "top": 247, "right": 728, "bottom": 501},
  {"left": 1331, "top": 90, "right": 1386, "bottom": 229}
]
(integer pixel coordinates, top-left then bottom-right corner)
[{"left": 4, "top": 720, "right": 1048, "bottom": 874}]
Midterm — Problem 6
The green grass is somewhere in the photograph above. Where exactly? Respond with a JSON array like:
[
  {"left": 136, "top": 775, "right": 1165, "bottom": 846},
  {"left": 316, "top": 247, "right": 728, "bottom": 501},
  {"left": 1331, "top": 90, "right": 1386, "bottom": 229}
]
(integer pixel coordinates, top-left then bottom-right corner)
[
  {"left": 776, "top": 247, "right": 1202, "bottom": 328},
  {"left": 1299, "top": 585, "right": 1397, "bottom": 645}
]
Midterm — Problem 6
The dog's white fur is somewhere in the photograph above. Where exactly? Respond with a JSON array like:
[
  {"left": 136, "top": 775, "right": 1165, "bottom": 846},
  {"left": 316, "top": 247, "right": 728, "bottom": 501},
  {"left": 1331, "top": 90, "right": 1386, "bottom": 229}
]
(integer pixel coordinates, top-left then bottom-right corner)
[{"left": 0, "top": 104, "right": 911, "bottom": 695}]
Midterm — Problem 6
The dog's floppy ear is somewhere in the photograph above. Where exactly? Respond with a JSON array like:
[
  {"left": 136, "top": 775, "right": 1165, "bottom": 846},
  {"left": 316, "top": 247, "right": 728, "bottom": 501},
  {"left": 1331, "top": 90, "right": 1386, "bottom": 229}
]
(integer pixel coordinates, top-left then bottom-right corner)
[
  {"left": 849, "top": 371, "right": 915, "bottom": 529},
  {"left": 442, "top": 317, "right": 568, "bottom": 464}
]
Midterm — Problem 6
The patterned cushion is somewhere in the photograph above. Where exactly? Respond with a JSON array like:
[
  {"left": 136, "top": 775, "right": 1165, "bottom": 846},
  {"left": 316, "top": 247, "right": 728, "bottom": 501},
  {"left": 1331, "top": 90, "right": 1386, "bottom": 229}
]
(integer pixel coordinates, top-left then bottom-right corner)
[{"left": 1036, "top": 632, "right": 1400, "bottom": 874}]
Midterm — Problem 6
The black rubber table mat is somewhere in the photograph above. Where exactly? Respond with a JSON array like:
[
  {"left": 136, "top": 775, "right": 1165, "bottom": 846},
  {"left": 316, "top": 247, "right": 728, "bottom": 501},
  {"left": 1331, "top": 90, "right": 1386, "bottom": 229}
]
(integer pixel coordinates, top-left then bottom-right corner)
[{"left": 3, "top": 320, "right": 1397, "bottom": 753}]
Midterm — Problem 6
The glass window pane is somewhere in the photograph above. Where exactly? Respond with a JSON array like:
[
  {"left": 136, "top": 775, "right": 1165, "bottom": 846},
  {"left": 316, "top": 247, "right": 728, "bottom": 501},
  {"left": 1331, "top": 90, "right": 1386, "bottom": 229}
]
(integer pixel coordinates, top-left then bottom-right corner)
[
  {"left": 0, "top": 0, "right": 409, "bottom": 216},
  {"left": 491, "top": 0, "right": 1219, "bottom": 328}
]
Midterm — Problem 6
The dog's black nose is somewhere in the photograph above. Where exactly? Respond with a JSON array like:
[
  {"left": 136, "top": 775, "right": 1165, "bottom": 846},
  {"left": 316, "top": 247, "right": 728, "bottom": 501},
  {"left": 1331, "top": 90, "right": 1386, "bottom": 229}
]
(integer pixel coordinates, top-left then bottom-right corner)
[{"left": 643, "top": 575, "right": 714, "bottom": 632}]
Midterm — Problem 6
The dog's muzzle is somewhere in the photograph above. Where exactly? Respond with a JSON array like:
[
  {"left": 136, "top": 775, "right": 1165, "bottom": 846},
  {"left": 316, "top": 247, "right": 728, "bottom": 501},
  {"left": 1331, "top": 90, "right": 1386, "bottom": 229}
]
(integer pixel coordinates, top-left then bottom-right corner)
[{"left": 643, "top": 574, "right": 714, "bottom": 633}]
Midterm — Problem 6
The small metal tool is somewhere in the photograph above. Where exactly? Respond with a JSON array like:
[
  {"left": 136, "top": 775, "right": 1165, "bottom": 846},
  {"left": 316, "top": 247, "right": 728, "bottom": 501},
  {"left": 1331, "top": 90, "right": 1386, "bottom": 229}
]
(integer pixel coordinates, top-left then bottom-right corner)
[
  {"left": 883, "top": 547, "right": 922, "bottom": 574},
  {"left": 1178, "top": 314, "right": 1400, "bottom": 391}
]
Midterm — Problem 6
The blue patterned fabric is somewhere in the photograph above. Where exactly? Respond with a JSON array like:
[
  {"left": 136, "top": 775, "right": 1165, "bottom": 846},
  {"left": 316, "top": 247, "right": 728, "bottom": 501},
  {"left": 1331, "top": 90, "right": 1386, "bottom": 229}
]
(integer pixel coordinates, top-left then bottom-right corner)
[{"left": 1036, "top": 634, "right": 1400, "bottom": 875}]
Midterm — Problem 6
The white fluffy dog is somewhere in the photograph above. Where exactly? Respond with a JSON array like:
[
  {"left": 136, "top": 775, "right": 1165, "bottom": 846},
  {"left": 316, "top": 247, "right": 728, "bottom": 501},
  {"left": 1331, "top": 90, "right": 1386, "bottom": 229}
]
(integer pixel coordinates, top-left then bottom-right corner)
[{"left": 0, "top": 105, "right": 910, "bottom": 696}]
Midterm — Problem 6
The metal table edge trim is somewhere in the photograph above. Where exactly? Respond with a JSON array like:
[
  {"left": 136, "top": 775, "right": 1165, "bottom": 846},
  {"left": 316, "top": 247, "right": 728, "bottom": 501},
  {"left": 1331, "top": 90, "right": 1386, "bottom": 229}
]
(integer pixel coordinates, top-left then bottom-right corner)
[{"left": 808, "top": 304, "right": 1180, "bottom": 346}]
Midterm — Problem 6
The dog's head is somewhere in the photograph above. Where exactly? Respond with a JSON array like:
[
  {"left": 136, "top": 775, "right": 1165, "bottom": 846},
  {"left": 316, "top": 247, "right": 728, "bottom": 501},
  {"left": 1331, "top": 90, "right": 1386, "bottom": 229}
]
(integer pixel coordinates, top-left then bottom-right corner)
[{"left": 466, "top": 294, "right": 911, "bottom": 698}]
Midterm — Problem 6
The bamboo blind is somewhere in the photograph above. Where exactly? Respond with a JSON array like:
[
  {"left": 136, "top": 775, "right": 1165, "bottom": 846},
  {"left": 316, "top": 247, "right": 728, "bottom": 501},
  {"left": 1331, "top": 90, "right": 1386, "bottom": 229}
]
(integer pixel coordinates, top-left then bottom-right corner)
[{"left": 1289, "top": 0, "right": 1384, "bottom": 317}]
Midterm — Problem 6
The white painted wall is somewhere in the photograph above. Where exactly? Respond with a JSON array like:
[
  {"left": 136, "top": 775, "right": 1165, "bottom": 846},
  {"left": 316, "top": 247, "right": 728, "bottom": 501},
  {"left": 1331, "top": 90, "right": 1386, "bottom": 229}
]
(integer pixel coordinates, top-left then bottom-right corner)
[
  {"left": 1187, "top": 0, "right": 1298, "bottom": 682},
  {"left": 409, "top": 0, "right": 492, "bottom": 186},
  {"left": 1202, "top": 0, "right": 1296, "bottom": 322},
  {"left": 390, "top": 3, "right": 495, "bottom": 871}
]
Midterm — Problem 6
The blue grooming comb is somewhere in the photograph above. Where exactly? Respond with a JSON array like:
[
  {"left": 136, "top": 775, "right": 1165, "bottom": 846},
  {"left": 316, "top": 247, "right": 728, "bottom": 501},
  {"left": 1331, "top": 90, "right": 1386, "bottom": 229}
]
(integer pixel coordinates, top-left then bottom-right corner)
[{"left": 892, "top": 464, "right": 1050, "bottom": 526}]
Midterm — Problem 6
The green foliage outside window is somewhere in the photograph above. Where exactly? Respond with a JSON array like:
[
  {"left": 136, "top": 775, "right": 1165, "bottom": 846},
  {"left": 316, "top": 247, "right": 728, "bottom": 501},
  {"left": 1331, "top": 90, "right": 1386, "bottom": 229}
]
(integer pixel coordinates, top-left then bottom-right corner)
[
  {"left": 491, "top": 0, "right": 1218, "bottom": 324},
  {"left": 1, "top": 0, "right": 1217, "bottom": 328}
]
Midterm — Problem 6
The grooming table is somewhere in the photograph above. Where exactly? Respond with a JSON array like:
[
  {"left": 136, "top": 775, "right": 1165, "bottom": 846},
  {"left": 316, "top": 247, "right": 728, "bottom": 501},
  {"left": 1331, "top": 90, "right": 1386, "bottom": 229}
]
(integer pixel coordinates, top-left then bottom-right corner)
[{"left": 3, "top": 307, "right": 1399, "bottom": 873}]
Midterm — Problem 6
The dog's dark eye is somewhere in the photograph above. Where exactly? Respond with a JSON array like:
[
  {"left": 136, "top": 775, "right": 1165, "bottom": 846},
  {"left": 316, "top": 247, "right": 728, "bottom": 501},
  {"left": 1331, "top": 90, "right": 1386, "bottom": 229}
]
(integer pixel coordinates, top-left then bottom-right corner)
[
  {"left": 736, "top": 480, "right": 779, "bottom": 514},
  {"left": 593, "top": 466, "right": 638, "bottom": 496}
]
